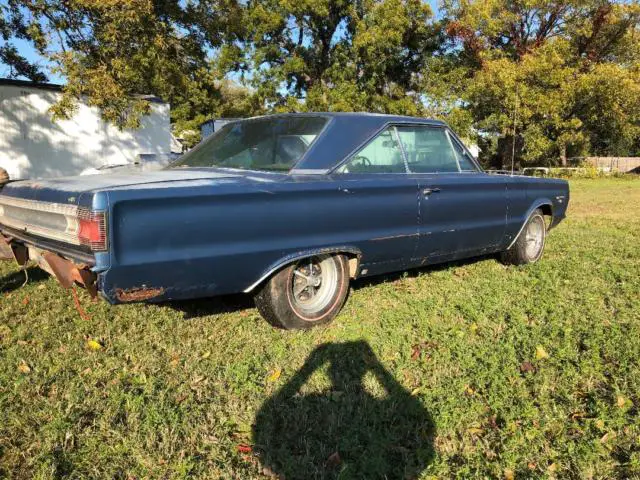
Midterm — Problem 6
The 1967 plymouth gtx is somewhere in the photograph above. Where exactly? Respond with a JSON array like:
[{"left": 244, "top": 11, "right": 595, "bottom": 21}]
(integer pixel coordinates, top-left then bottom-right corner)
[{"left": 0, "top": 113, "right": 569, "bottom": 329}]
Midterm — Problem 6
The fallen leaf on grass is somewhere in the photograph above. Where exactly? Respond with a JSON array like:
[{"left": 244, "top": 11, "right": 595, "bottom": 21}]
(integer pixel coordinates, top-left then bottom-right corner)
[
  {"left": 600, "top": 431, "right": 616, "bottom": 443},
  {"left": 411, "top": 344, "right": 421, "bottom": 360},
  {"left": 266, "top": 368, "right": 281, "bottom": 382},
  {"left": 22, "top": 296, "right": 29, "bottom": 306},
  {"left": 326, "top": 451, "right": 341, "bottom": 468},
  {"left": 17, "top": 362, "right": 31, "bottom": 374},
  {"left": 535, "top": 345, "right": 549, "bottom": 360},
  {"left": 86, "top": 339, "right": 102, "bottom": 351},
  {"left": 520, "top": 361, "right": 536, "bottom": 373},
  {"left": 616, "top": 395, "right": 627, "bottom": 408},
  {"left": 410, "top": 341, "right": 437, "bottom": 361},
  {"left": 237, "top": 444, "right": 252, "bottom": 453},
  {"left": 504, "top": 468, "right": 514, "bottom": 480},
  {"left": 201, "top": 351, "right": 211, "bottom": 360}
]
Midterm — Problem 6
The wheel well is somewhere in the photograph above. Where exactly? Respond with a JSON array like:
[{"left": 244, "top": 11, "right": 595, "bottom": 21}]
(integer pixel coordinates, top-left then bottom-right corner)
[
  {"left": 343, "top": 252, "right": 361, "bottom": 278},
  {"left": 244, "top": 249, "right": 361, "bottom": 293},
  {"left": 538, "top": 204, "right": 553, "bottom": 228},
  {"left": 539, "top": 204, "right": 553, "bottom": 217}
]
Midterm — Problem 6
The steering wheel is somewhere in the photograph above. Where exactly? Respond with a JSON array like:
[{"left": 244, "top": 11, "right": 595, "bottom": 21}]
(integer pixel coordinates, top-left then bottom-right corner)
[{"left": 353, "top": 155, "right": 372, "bottom": 167}]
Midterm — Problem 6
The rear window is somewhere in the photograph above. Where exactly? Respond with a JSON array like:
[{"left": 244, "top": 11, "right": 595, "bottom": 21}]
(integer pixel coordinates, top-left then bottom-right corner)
[{"left": 171, "top": 116, "right": 327, "bottom": 172}]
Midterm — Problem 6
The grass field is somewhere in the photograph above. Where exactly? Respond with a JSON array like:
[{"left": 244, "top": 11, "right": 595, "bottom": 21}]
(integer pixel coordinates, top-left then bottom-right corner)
[{"left": 1, "top": 178, "right": 639, "bottom": 479}]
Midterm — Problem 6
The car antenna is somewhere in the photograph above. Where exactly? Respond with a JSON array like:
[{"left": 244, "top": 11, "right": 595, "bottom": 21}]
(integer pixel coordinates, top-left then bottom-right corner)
[{"left": 511, "top": 84, "right": 519, "bottom": 176}]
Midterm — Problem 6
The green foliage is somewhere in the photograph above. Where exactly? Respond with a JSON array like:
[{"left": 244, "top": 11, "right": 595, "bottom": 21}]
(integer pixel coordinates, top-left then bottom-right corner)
[
  {"left": 1, "top": 0, "right": 639, "bottom": 163},
  {"left": 1, "top": 179, "right": 639, "bottom": 478},
  {"left": 241, "top": 0, "right": 438, "bottom": 114},
  {"left": 0, "top": 1, "right": 46, "bottom": 81},
  {"left": 428, "top": 0, "right": 640, "bottom": 167},
  {"left": 14, "top": 0, "right": 261, "bottom": 135}
]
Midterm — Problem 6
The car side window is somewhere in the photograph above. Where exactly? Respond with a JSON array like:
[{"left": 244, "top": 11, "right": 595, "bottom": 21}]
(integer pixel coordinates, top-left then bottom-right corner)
[
  {"left": 336, "top": 127, "right": 406, "bottom": 174},
  {"left": 396, "top": 126, "right": 460, "bottom": 174},
  {"left": 448, "top": 131, "right": 478, "bottom": 172}
]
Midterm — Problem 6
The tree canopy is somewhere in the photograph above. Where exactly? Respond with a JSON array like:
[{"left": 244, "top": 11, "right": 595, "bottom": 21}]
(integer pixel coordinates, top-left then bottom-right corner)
[
  {"left": 428, "top": 0, "right": 640, "bottom": 166},
  {"left": 1, "top": 0, "right": 639, "bottom": 163}
]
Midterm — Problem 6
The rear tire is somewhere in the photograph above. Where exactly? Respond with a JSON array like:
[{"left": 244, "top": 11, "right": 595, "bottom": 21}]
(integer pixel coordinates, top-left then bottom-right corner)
[
  {"left": 253, "top": 254, "right": 350, "bottom": 330},
  {"left": 501, "top": 208, "right": 547, "bottom": 265}
]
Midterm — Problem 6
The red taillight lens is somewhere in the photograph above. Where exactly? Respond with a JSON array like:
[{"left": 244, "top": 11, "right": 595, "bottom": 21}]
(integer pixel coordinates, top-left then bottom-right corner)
[{"left": 77, "top": 209, "right": 107, "bottom": 251}]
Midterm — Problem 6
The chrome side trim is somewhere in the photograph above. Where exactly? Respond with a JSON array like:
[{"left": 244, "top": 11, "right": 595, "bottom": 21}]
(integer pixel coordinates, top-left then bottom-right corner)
[
  {"left": 290, "top": 168, "right": 330, "bottom": 175},
  {"left": 506, "top": 202, "right": 552, "bottom": 250}
]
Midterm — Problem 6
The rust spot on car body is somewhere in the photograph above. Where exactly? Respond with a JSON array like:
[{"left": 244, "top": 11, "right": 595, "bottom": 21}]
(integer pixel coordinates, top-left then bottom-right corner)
[{"left": 115, "top": 286, "right": 164, "bottom": 302}]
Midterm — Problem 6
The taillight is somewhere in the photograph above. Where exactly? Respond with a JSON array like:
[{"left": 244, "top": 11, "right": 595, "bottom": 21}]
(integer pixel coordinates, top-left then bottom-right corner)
[{"left": 77, "top": 209, "right": 107, "bottom": 251}]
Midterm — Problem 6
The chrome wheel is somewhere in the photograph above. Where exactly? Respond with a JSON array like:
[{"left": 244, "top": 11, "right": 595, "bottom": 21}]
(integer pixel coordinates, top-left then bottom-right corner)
[
  {"left": 290, "top": 255, "right": 338, "bottom": 316},
  {"left": 525, "top": 215, "right": 545, "bottom": 259}
]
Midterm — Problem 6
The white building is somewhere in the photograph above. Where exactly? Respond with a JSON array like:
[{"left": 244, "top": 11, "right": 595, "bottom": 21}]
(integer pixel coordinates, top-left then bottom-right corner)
[{"left": 0, "top": 78, "right": 174, "bottom": 180}]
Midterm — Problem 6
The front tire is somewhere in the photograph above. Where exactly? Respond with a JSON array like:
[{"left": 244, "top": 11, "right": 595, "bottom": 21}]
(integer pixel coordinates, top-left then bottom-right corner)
[
  {"left": 501, "top": 208, "right": 547, "bottom": 265},
  {"left": 253, "top": 254, "right": 350, "bottom": 330}
]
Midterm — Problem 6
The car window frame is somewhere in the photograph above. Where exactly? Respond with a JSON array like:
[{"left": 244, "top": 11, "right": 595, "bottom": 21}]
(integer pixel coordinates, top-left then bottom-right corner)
[
  {"left": 332, "top": 122, "right": 483, "bottom": 175},
  {"left": 445, "top": 128, "right": 482, "bottom": 173},
  {"left": 167, "top": 114, "right": 333, "bottom": 173},
  {"left": 333, "top": 125, "right": 410, "bottom": 175}
]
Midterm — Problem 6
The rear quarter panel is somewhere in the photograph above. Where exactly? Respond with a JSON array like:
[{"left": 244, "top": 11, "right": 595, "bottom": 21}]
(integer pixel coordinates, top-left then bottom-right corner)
[
  {"left": 98, "top": 176, "right": 418, "bottom": 303},
  {"left": 504, "top": 176, "right": 569, "bottom": 247}
]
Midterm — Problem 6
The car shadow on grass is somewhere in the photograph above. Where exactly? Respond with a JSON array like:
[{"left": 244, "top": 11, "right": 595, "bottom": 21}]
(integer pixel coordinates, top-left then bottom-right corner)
[
  {"left": 0, "top": 265, "right": 50, "bottom": 294},
  {"left": 351, "top": 253, "right": 499, "bottom": 291},
  {"left": 165, "top": 254, "right": 499, "bottom": 320},
  {"left": 253, "top": 341, "right": 435, "bottom": 480},
  {"left": 165, "top": 294, "right": 255, "bottom": 320}
]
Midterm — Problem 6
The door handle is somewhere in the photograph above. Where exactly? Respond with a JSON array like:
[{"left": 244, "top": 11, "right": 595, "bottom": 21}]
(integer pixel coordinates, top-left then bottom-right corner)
[{"left": 422, "top": 187, "right": 441, "bottom": 197}]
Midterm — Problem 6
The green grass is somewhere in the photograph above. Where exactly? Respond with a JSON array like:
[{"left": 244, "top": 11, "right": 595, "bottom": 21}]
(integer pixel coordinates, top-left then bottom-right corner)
[{"left": 1, "top": 178, "right": 639, "bottom": 479}]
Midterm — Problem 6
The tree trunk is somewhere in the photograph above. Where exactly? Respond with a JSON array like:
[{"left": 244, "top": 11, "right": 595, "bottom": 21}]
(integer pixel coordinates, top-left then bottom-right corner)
[{"left": 559, "top": 144, "right": 567, "bottom": 167}]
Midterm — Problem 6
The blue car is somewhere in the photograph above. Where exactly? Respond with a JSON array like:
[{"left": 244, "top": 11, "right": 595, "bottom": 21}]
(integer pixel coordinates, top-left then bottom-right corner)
[{"left": 0, "top": 113, "right": 569, "bottom": 329}]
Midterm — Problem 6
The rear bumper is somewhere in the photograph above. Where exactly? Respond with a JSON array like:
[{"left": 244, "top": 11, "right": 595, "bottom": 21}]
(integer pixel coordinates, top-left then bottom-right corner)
[{"left": 1, "top": 233, "right": 98, "bottom": 297}]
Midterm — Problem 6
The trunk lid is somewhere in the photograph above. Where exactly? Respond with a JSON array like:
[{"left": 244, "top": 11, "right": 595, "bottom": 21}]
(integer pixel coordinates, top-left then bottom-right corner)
[{"left": 0, "top": 169, "right": 248, "bottom": 205}]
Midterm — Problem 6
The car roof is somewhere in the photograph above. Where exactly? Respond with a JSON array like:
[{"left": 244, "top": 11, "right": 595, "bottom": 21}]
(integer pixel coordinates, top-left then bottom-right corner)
[{"left": 232, "top": 112, "right": 448, "bottom": 172}]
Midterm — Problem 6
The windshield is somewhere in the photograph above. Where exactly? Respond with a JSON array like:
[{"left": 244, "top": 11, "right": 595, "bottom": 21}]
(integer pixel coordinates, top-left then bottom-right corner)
[{"left": 171, "top": 116, "right": 328, "bottom": 172}]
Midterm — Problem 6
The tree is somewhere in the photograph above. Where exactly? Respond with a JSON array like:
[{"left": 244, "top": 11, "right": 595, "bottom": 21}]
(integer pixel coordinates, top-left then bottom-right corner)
[
  {"left": 426, "top": 0, "right": 640, "bottom": 167},
  {"left": 0, "top": 1, "right": 47, "bottom": 81},
  {"left": 240, "top": 0, "right": 439, "bottom": 114},
  {"left": 7, "top": 0, "right": 260, "bottom": 137}
]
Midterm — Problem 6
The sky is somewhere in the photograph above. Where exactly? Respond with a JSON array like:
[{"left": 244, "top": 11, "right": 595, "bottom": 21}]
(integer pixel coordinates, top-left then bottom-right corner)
[{"left": 2, "top": 0, "right": 442, "bottom": 85}]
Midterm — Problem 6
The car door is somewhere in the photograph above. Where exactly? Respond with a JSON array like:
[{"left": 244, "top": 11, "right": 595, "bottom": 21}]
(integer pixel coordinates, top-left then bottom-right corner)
[
  {"left": 394, "top": 125, "right": 508, "bottom": 262},
  {"left": 332, "top": 126, "right": 419, "bottom": 275}
]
